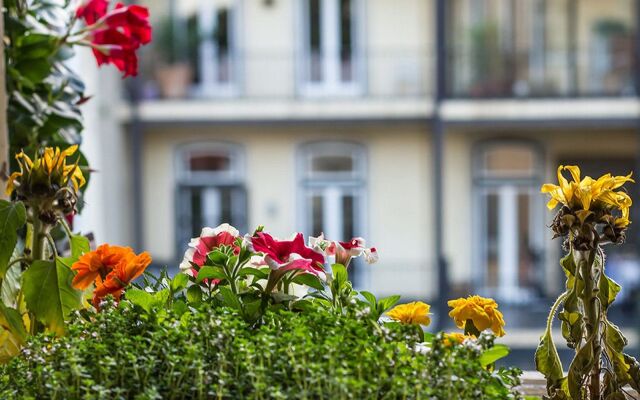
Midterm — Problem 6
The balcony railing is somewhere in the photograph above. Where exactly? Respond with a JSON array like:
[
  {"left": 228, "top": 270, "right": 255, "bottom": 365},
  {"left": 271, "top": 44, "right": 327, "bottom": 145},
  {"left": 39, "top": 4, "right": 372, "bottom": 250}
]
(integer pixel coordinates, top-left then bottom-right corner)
[
  {"left": 137, "top": 50, "right": 434, "bottom": 101},
  {"left": 447, "top": 46, "right": 637, "bottom": 98}
]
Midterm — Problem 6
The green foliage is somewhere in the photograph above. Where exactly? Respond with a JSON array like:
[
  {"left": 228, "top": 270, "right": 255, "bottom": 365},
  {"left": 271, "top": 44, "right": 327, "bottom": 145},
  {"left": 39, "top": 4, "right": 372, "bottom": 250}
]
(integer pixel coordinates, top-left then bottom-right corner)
[
  {"left": 0, "top": 201, "right": 26, "bottom": 278},
  {"left": 537, "top": 250, "right": 639, "bottom": 399},
  {"left": 0, "top": 300, "right": 523, "bottom": 400},
  {"left": 4, "top": 0, "right": 86, "bottom": 159},
  {"left": 22, "top": 258, "right": 82, "bottom": 335}
]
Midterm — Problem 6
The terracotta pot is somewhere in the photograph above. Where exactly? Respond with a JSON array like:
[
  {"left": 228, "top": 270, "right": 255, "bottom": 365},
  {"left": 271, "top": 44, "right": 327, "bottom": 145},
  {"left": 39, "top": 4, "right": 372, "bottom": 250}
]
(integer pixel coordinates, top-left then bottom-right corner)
[{"left": 155, "top": 62, "right": 192, "bottom": 99}]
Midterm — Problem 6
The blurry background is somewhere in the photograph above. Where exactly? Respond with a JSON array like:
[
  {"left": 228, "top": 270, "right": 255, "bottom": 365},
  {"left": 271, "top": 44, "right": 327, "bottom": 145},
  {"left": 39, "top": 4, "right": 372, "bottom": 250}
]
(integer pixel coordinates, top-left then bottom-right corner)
[{"left": 73, "top": 0, "right": 640, "bottom": 368}]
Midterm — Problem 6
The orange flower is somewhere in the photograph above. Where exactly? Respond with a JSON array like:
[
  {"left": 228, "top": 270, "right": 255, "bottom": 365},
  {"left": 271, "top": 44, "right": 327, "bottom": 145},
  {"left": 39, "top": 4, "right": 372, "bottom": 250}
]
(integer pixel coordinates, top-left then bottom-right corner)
[
  {"left": 71, "top": 244, "right": 152, "bottom": 309},
  {"left": 71, "top": 244, "right": 131, "bottom": 289},
  {"left": 92, "top": 251, "right": 151, "bottom": 308}
]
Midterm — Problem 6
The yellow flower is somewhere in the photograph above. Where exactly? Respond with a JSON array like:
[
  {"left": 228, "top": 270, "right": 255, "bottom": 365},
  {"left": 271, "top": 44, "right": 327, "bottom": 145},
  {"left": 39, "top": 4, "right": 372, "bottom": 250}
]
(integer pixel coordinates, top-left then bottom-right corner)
[
  {"left": 5, "top": 146, "right": 85, "bottom": 196},
  {"left": 448, "top": 295, "right": 505, "bottom": 337},
  {"left": 443, "top": 332, "right": 474, "bottom": 347},
  {"left": 387, "top": 301, "right": 431, "bottom": 326},
  {"left": 541, "top": 165, "right": 633, "bottom": 222}
]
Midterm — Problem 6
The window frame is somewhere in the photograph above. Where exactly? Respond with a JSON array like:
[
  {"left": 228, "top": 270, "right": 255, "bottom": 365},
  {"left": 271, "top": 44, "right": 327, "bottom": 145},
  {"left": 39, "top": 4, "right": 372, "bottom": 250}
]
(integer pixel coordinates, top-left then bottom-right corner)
[
  {"left": 470, "top": 139, "right": 546, "bottom": 302},
  {"left": 296, "top": 0, "right": 367, "bottom": 97},
  {"left": 174, "top": 142, "right": 247, "bottom": 258}
]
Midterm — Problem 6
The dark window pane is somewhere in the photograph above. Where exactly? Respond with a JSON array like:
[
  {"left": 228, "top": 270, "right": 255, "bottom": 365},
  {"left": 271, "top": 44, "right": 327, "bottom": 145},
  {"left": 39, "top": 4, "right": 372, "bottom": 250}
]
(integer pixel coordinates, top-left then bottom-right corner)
[
  {"left": 215, "top": 8, "right": 231, "bottom": 82},
  {"left": 311, "top": 195, "right": 324, "bottom": 236},
  {"left": 309, "top": 0, "right": 322, "bottom": 81},
  {"left": 342, "top": 194, "right": 354, "bottom": 240},
  {"left": 340, "top": 0, "right": 353, "bottom": 81},
  {"left": 189, "top": 153, "right": 231, "bottom": 172},
  {"left": 220, "top": 188, "right": 233, "bottom": 223},
  {"left": 311, "top": 155, "right": 354, "bottom": 173},
  {"left": 190, "top": 188, "right": 203, "bottom": 237}
]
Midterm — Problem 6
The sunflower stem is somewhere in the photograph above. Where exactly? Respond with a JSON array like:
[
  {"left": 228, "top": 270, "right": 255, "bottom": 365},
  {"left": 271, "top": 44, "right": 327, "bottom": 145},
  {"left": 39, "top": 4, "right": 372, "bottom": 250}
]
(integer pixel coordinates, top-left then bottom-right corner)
[{"left": 574, "top": 247, "right": 601, "bottom": 400}]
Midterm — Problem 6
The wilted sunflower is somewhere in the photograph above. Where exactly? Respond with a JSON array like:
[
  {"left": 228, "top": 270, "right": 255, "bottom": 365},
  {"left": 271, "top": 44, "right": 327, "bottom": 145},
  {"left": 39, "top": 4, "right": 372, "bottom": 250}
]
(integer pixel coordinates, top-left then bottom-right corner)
[
  {"left": 6, "top": 146, "right": 86, "bottom": 222},
  {"left": 541, "top": 165, "right": 633, "bottom": 247}
]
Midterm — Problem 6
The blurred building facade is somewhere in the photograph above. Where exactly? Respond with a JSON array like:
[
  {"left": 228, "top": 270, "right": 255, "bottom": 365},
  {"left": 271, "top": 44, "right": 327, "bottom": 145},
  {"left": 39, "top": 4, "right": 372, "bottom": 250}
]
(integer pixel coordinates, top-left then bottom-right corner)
[{"left": 80, "top": 0, "right": 640, "bottom": 304}]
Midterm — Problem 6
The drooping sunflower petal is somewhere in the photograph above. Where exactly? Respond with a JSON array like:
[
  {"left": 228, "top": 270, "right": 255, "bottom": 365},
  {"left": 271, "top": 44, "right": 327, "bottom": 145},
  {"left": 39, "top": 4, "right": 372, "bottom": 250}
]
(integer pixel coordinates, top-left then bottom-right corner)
[{"left": 564, "top": 165, "right": 581, "bottom": 183}]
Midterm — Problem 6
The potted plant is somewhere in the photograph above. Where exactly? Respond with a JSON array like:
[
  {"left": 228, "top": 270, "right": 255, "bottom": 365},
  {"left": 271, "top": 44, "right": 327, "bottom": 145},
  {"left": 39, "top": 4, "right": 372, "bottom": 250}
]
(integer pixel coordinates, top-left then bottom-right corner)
[{"left": 153, "top": 15, "right": 195, "bottom": 99}]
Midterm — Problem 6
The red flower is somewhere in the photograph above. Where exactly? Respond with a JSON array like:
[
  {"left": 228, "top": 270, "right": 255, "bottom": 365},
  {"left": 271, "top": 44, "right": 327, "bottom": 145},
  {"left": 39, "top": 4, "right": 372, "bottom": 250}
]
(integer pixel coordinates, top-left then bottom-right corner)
[
  {"left": 77, "top": 0, "right": 152, "bottom": 77},
  {"left": 76, "top": 0, "right": 108, "bottom": 25},
  {"left": 103, "top": 3, "right": 152, "bottom": 45},
  {"left": 179, "top": 224, "right": 240, "bottom": 282},
  {"left": 247, "top": 232, "right": 325, "bottom": 276},
  {"left": 90, "top": 29, "right": 139, "bottom": 76}
]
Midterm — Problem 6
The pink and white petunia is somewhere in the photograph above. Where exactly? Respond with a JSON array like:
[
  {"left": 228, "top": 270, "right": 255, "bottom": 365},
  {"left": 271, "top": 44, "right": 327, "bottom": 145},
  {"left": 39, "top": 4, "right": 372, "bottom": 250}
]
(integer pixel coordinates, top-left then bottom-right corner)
[
  {"left": 179, "top": 223, "right": 240, "bottom": 278},
  {"left": 309, "top": 234, "right": 379, "bottom": 267},
  {"left": 246, "top": 232, "right": 325, "bottom": 276}
]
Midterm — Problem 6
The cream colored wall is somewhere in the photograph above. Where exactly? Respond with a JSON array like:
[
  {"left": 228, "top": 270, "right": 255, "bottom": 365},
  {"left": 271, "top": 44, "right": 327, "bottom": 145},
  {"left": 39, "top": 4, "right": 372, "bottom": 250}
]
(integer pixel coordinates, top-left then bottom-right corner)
[
  {"left": 75, "top": 49, "right": 133, "bottom": 247},
  {"left": 366, "top": 0, "right": 433, "bottom": 97},
  {"left": 142, "top": 124, "right": 434, "bottom": 298},
  {"left": 242, "top": 0, "right": 295, "bottom": 97},
  {"left": 442, "top": 132, "right": 472, "bottom": 288}
]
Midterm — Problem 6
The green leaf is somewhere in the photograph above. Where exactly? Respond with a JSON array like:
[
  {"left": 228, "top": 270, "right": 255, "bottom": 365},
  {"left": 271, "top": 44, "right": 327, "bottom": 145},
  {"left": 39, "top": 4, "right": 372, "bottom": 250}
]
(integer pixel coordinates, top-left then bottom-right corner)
[
  {"left": 172, "top": 299, "right": 189, "bottom": 316},
  {"left": 535, "top": 328, "right": 564, "bottom": 391},
  {"left": 22, "top": 258, "right": 82, "bottom": 335},
  {"left": 291, "top": 273, "right": 324, "bottom": 291},
  {"left": 378, "top": 295, "right": 401, "bottom": 313},
  {"left": 207, "top": 250, "right": 228, "bottom": 266},
  {"left": 238, "top": 267, "right": 269, "bottom": 280},
  {"left": 0, "top": 200, "right": 26, "bottom": 278},
  {"left": 0, "top": 303, "right": 26, "bottom": 344},
  {"left": 567, "top": 337, "right": 594, "bottom": 399},
  {"left": 331, "top": 264, "right": 348, "bottom": 289},
  {"left": 479, "top": 344, "right": 510, "bottom": 367},
  {"left": 1, "top": 264, "right": 22, "bottom": 308},
  {"left": 186, "top": 285, "right": 203, "bottom": 304},
  {"left": 218, "top": 286, "right": 242, "bottom": 310},
  {"left": 170, "top": 273, "right": 189, "bottom": 292},
  {"left": 15, "top": 58, "right": 52, "bottom": 85},
  {"left": 599, "top": 273, "right": 621, "bottom": 311},
  {"left": 603, "top": 321, "right": 631, "bottom": 385},
  {"left": 126, "top": 288, "right": 170, "bottom": 313},
  {"left": 70, "top": 234, "right": 90, "bottom": 259},
  {"left": 125, "top": 288, "right": 155, "bottom": 313},
  {"left": 196, "top": 266, "right": 227, "bottom": 283},
  {"left": 360, "top": 291, "right": 377, "bottom": 307},
  {"left": 624, "top": 354, "right": 640, "bottom": 392}
]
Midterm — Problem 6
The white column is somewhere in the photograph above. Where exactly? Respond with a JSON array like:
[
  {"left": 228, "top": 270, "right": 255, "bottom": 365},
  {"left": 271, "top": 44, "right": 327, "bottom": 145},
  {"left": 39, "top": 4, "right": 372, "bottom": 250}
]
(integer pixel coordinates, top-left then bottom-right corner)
[
  {"left": 498, "top": 185, "right": 519, "bottom": 301},
  {"left": 321, "top": 0, "right": 339, "bottom": 91},
  {"left": 323, "top": 186, "right": 342, "bottom": 241}
]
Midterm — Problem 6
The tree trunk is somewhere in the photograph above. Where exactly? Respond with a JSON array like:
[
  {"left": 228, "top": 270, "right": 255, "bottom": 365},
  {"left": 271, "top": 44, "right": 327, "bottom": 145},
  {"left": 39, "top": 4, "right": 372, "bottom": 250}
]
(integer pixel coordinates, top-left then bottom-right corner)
[{"left": 0, "top": 0, "right": 9, "bottom": 200}]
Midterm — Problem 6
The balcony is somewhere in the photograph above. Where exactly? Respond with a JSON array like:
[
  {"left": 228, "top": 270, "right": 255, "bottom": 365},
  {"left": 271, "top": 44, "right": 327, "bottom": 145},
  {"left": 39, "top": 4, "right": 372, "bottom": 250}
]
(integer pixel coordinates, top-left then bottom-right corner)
[
  {"left": 447, "top": 0, "right": 637, "bottom": 99},
  {"left": 132, "top": 49, "right": 433, "bottom": 122}
]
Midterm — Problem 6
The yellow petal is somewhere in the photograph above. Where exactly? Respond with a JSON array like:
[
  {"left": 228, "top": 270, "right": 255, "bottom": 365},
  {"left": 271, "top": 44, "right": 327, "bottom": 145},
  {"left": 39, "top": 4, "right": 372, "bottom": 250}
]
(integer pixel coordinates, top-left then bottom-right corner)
[
  {"left": 611, "top": 172, "right": 634, "bottom": 189},
  {"left": 564, "top": 165, "right": 581, "bottom": 183}
]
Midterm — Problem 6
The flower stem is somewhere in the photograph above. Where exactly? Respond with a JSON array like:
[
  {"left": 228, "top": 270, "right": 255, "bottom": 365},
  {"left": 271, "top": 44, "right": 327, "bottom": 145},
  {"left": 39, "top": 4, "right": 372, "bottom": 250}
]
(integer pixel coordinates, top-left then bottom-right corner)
[{"left": 575, "top": 248, "right": 601, "bottom": 399}]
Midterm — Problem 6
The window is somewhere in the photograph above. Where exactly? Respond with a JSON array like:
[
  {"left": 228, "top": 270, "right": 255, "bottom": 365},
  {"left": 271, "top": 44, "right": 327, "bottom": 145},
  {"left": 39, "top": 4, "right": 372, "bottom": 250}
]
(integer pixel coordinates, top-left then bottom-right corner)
[
  {"left": 472, "top": 142, "right": 545, "bottom": 303},
  {"left": 300, "top": 0, "right": 363, "bottom": 96},
  {"left": 176, "top": 143, "right": 247, "bottom": 253},
  {"left": 448, "top": 0, "right": 637, "bottom": 97},
  {"left": 299, "top": 142, "right": 367, "bottom": 283},
  {"left": 196, "top": 0, "right": 240, "bottom": 96}
]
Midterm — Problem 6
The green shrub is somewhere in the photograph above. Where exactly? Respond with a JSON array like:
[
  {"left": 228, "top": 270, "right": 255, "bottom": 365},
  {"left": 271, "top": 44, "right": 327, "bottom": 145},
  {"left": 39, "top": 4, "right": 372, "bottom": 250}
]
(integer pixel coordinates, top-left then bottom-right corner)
[{"left": 0, "top": 300, "right": 522, "bottom": 400}]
